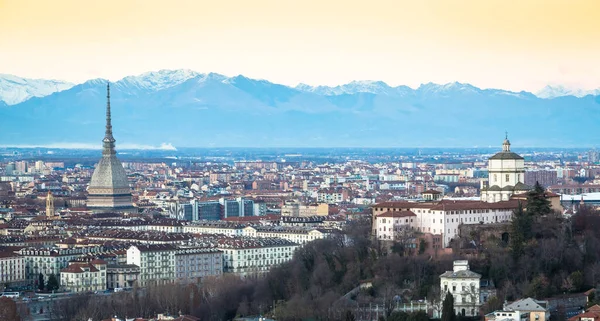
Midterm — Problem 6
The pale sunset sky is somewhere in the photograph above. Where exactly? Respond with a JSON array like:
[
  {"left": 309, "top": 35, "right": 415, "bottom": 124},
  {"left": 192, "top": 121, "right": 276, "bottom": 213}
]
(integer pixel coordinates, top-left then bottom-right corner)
[{"left": 0, "top": 0, "right": 599, "bottom": 92}]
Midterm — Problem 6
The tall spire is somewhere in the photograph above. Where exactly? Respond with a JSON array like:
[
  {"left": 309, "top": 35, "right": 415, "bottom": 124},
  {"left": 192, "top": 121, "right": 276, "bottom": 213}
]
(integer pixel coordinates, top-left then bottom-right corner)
[{"left": 103, "top": 82, "right": 116, "bottom": 155}]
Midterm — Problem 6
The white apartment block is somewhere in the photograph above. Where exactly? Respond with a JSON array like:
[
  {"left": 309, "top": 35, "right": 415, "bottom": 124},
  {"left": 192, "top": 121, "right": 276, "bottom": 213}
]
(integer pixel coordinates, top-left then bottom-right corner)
[
  {"left": 372, "top": 200, "right": 518, "bottom": 247},
  {"left": 182, "top": 222, "right": 244, "bottom": 237},
  {"left": 60, "top": 259, "right": 107, "bottom": 293},
  {"left": 18, "top": 247, "right": 104, "bottom": 285},
  {"left": 175, "top": 247, "right": 223, "bottom": 283},
  {"left": 127, "top": 244, "right": 176, "bottom": 287},
  {"left": 0, "top": 251, "right": 26, "bottom": 287},
  {"left": 242, "top": 226, "right": 333, "bottom": 245},
  {"left": 440, "top": 260, "right": 481, "bottom": 318},
  {"left": 217, "top": 238, "right": 299, "bottom": 278}
]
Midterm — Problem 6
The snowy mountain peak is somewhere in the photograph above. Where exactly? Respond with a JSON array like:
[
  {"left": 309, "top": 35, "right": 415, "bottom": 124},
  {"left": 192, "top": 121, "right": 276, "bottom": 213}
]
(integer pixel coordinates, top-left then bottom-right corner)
[
  {"left": 0, "top": 74, "right": 74, "bottom": 105},
  {"left": 116, "top": 69, "right": 202, "bottom": 92},
  {"left": 296, "top": 80, "right": 394, "bottom": 95},
  {"left": 535, "top": 85, "right": 600, "bottom": 99}
]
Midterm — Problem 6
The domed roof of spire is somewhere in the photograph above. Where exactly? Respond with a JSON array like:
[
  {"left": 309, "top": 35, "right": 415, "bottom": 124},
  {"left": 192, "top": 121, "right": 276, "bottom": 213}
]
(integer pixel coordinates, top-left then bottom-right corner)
[{"left": 490, "top": 135, "right": 523, "bottom": 160}]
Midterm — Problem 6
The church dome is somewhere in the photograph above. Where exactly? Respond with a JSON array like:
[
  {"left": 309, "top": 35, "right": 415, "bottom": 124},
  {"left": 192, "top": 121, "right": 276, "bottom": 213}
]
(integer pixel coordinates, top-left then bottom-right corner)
[{"left": 490, "top": 135, "right": 524, "bottom": 160}]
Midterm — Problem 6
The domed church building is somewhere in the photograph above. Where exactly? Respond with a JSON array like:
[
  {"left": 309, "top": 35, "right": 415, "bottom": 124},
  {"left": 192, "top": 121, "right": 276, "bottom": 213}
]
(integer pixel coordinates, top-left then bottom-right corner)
[{"left": 480, "top": 136, "right": 531, "bottom": 203}]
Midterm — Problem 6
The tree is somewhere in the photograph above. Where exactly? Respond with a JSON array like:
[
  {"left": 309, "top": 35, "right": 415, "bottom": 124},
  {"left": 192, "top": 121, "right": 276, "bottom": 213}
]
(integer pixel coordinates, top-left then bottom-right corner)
[
  {"left": 0, "top": 297, "right": 20, "bottom": 321},
  {"left": 526, "top": 182, "right": 552, "bottom": 216},
  {"left": 46, "top": 274, "right": 59, "bottom": 292},
  {"left": 418, "top": 239, "right": 427, "bottom": 255},
  {"left": 442, "top": 292, "right": 456, "bottom": 321},
  {"left": 38, "top": 273, "right": 45, "bottom": 291},
  {"left": 407, "top": 311, "right": 429, "bottom": 321},
  {"left": 482, "top": 296, "right": 503, "bottom": 315},
  {"left": 344, "top": 310, "right": 356, "bottom": 321},
  {"left": 388, "top": 311, "right": 409, "bottom": 321},
  {"left": 510, "top": 202, "right": 530, "bottom": 260}
]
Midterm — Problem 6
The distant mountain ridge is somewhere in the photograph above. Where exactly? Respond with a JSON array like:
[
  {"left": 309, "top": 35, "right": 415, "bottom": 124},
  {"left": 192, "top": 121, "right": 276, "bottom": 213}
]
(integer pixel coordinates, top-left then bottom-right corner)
[
  {"left": 0, "top": 74, "right": 74, "bottom": 105},
  {"left": 1, "top": 69, "right": 599, "bottom": 148}
]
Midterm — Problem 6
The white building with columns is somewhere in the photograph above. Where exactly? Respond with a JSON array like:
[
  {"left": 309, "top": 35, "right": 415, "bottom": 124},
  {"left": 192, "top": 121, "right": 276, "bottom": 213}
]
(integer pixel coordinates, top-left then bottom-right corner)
[{"left": 480, "top": 137, "right": 531, "bottom": 202}]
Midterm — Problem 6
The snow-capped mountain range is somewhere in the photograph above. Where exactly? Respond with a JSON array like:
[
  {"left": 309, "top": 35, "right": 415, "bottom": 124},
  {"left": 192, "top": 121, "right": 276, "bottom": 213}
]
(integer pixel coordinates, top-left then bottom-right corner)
[
  {"left": 0, "top": 74, "right": 74, "bottom": 105},
  {"left": 1, "top": 69, "right": 599, "bottom": 105},
  {"left": 1, "top": 69, "right": 600, "bottom": 147},
  {"left": 535, "top": 85, "right": 600, "bottom": 99}
]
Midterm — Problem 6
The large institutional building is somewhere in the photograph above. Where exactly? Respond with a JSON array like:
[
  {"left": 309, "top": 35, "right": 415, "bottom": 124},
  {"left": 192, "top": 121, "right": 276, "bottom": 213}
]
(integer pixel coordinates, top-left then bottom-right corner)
[
  {"left": 480, "top": 137, "right": 531, "bottom": 202},
  {"left": 372, "top": 137, "right": 532, "bottom": 247},
  {"left": 87, "top": 84, "right": 134, "bottom": 212}
]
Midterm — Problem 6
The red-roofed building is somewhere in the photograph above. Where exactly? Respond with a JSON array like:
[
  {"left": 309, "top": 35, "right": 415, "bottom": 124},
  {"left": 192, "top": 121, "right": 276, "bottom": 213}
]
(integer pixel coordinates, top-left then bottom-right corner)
[{"left": 372, "top": 199, "right": 520, "bottom": 247}]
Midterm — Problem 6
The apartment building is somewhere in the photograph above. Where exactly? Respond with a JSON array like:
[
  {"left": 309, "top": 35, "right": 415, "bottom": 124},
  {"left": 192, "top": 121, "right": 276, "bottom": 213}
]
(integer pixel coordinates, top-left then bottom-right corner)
[
  {"left": 217, "top": 238, "right": 298, "bottom": 278},
  {"left": 107, "top": 264, "right": 140, "bottom": 290},
  {"left": 60, "top": 259, "right": 107, "bottom": 293},
  {"left": 127, "top": 244, "right": 176, "bottom": 287},
  {"left": 174, "top": 247, "right": 223, "bottom": 283},
  {"left": 18, "top": 246, "right": 103, "bottom": 285},
  {"left": 182, "top": 221, "right": 244, "bottom": 237},
  {"left": 0, "top": 249, "right": 26, "bottom": 288},
  {"left": 242, "top": 226, "right": 334, "bottom": 245}
]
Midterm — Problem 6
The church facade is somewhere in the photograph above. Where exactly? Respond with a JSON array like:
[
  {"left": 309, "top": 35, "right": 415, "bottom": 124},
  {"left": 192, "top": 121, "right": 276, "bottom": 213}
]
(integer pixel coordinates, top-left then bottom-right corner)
[
  {"left": 480, "top": 137, "right": 531, "bottom": 202},
  {"left": 87, "top": 83, "right": 134, "bottom": 212}
]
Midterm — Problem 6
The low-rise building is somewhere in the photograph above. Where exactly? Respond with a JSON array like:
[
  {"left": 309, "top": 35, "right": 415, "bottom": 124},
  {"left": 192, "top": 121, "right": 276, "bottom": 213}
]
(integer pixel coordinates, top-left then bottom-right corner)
[{"left": 504, "top": 298, "right": 550, "bottom": 321}]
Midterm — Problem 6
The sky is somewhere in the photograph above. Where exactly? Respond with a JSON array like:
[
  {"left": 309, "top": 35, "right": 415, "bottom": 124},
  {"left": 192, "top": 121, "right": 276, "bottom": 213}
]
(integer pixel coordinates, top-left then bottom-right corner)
[{"left": 1, "top": 0, "right": 599, "bottom": 92}]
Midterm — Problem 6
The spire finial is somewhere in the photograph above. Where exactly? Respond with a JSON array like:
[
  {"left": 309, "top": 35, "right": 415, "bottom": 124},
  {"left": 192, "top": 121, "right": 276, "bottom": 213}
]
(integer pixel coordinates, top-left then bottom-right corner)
[
  {"left": 102, "top": 82, "right": 116, "bottom": 155},
  {"left": 502, "top": 132, "right": 511, "bottom": 152}
]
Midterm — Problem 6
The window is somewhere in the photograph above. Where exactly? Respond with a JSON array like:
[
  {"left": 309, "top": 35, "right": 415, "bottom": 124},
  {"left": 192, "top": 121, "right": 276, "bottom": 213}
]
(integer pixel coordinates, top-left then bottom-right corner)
[
  {"left": 494, "top": 174, "right": 497, "bottom": 182},
  {"left": 505, "top": 174, "right": 510, "bottom": 182}
]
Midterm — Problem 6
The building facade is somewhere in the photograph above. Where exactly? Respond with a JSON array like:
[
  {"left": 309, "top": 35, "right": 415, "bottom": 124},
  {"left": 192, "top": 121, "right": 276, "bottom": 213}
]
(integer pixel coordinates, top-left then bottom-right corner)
[
  {"left": 480, "top": 137, "right": 530, "bottom": 202},
  {"left": 60, "top": 259, "right": 107, "bottom": 293},
  {"left": 18, "top": 247, "right": 103, "bottom": 286},
  {"left": 106, "top": 264, "right": 140, "bottom": 290},
  {"left": 372, "top": 200, "right": 518, "bottom": 247},
  {"left": 218, "top": 238, "right": 298, "bottom": 278},
  {"left": 440, "top": 260, "right": 481, "bottom": 318},
  {"left": 0, "top": 251, "right": 26, "bottom": 288},
  {"left": 174, "top": 247, "right": 223, "bottom": 283},
  {"left": 127, "top": 244, "right": 176, "bottom": 287}
]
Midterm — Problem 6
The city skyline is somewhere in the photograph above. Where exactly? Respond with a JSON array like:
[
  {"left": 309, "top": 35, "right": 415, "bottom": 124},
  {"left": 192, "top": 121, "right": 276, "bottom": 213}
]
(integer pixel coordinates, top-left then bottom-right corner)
[{"left": 1, "top": 0, "right": 600, "bottom": 92}]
